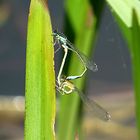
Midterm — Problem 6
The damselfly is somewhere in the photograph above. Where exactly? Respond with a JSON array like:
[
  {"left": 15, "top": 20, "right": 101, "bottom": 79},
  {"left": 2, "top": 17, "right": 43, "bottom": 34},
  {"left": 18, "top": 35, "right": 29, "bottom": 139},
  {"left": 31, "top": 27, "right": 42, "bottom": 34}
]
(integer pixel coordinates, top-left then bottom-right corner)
[
  {"left": 53, "top": 30, "right": 98, "bottom": 84},
  {"left": 56, "top": 76, "right": 111, "bottom": 121}
]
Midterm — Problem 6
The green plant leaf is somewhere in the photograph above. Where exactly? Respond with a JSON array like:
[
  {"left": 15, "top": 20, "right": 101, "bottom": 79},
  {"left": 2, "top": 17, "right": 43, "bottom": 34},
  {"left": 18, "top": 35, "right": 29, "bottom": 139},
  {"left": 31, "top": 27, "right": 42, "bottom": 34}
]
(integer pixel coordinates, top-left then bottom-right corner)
[
  {"left": 57, "top": 1, "right": 98, "bottom": 140},
  {"left": 105, "top": 1, "right": 140, "bottom": 139},
  {"left": 25, "top": 0, "right": 56, "bottom": 140},
  {"left": 131, "top": 10, "right": 140, "bottom": 139},
  {"left": 106, "top": 0, "right": 140, "bottom": 27}
]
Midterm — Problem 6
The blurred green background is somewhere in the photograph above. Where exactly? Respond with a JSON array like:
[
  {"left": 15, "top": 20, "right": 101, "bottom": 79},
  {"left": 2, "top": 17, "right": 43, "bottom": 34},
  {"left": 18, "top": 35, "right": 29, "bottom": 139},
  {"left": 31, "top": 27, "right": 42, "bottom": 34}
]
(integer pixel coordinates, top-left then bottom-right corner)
[{"left": 0, "top": 0, "right": 139, "bottom": 140}]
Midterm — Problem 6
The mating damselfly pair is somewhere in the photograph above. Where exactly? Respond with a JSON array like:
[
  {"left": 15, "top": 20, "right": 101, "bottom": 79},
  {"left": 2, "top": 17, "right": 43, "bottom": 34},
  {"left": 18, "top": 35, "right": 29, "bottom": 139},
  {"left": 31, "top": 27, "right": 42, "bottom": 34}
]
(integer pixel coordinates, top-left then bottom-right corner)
[{"left": 53, "top": 30, "right": 111, "bottom": 121}]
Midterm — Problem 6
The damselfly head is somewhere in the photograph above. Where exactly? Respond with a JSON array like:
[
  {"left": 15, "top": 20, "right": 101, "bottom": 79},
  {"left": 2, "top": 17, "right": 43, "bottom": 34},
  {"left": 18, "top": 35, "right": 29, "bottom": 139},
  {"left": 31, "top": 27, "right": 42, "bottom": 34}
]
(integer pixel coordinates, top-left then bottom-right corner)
[
  {"left": 53, "top": 30, "right": 67, "bottom": 43},
  {"left": 59, "top": 76, "right": 75, "bottom": 94},
  {"left": 52, "top": 30, "right": 58, "bottom": 37}
]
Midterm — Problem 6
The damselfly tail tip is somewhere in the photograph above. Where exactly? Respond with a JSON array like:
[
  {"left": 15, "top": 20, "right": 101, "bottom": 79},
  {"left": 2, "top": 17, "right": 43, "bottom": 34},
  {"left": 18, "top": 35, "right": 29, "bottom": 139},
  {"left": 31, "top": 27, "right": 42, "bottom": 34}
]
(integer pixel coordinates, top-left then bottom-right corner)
[
  {"left": 106, "top": 112, "right": 111, "bottom": 121},
  {"left": 92, "top": 63, "right": 98, "bottom": 72}
]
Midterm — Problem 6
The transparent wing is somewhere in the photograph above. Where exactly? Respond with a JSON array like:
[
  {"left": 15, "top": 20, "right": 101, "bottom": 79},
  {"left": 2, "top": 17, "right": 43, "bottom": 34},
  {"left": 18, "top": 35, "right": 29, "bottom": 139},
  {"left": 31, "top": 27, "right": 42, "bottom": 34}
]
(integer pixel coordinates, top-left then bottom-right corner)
[
  {"left": 75, "top": 87, "right": 111, "bottom": 121},
  {"left": 66, "top": 39, "right": 98, "bottom": 72}
]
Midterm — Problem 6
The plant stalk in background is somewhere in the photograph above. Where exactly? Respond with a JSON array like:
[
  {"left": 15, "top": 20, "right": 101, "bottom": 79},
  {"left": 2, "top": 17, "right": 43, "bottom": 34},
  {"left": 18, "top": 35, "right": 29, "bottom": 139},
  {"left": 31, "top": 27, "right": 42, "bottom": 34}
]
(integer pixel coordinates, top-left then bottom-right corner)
[{"left": 106, "top": 0, "right": 140, "bottom": 139}]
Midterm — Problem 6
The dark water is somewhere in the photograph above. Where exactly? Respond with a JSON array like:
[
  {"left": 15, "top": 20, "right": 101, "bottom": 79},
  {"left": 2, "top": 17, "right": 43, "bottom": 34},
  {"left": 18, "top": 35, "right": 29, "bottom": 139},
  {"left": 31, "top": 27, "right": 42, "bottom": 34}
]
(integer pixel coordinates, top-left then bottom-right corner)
[{"left": 0, "top": 1, "right": 132, "bottom": 96}]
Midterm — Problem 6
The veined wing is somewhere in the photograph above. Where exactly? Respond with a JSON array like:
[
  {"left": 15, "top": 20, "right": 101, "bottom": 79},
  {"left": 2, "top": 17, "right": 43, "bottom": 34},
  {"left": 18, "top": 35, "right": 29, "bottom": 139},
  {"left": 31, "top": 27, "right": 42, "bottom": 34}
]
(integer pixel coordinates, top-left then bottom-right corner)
[
  {"left": 66, "top": 39, "right": 98, "bottom": 72},
  {"left": 75, "top": 87, "right": 111, "bottom": 121}
]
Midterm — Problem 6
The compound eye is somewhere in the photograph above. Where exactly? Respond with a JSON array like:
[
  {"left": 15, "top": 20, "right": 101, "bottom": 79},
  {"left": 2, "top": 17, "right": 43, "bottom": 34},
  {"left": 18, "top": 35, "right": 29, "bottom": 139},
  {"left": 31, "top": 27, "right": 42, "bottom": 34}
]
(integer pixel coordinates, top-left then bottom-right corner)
[
  {"left": 53, "top": 29, "right": 58, "bottom": 34},
  {"left": 62, "top": 85, "right": 73, "bottom": 94}
]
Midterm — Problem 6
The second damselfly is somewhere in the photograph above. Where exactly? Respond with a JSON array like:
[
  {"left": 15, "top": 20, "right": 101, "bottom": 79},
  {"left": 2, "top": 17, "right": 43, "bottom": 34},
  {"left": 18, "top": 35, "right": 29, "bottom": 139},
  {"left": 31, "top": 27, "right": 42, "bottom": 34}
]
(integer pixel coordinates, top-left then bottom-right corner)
[{"left": 53, "top": 30, "right": 98, "bottom": 84}]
